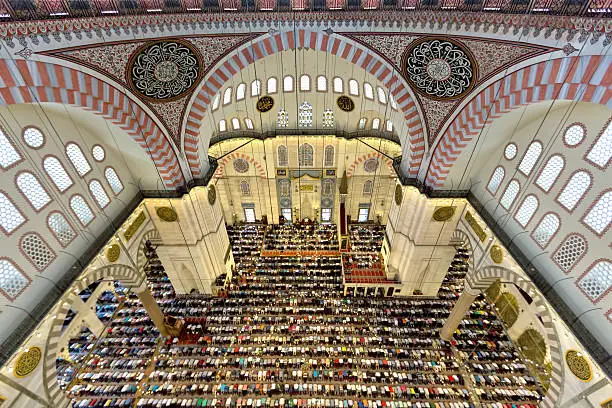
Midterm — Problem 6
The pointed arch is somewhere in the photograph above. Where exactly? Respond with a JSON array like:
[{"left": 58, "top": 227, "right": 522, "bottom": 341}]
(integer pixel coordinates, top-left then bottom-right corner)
[
  {"left": 184, "top": 29, "right": 425, "bottom": 179},
  {"left": 427, "top": 55, "right": 612, "bottom": 187},
  {"left": 137, "top": 229, "right": 162, "bottom": 270},
  {"left": 213, "top": 152, "right": 267, "bottom": 179},
  {"left": 0, "top": 60, "right": 185, "bottom": 188},
  {"left": 346, "top": 152, "right": 394, "bottom": 178}
]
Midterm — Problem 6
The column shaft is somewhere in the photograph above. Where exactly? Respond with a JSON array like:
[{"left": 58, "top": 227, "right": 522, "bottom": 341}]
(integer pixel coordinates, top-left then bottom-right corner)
[
  {"left": 133, "top": 286, "right": 168, "bottom": 337},
  {"left": 440, "top": 287, "right": 480, "bottom": 341}
]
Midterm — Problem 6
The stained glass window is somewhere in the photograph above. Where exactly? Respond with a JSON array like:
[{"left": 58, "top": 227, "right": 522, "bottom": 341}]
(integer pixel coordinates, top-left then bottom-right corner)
[
  {"left": 518, "top": 141, "right": 543, "bottom": 176},
  {"left": 324, "top": 145, "right": 334, "bottom": 167},
  {"left": 66, "top": 143, "right": 91, "bottom": 176},
  {"left": 515, "top": 195, "right": 539, "bottom": 227},
  {"left": 557, "top": 171, "right": 591, "bottom": 211},
  {"left": 553, "top": 234, "right": 586, "bottom": 272},
  {"left": 363, "top": 180, "right": 373, "bottom": 195},
  {"left": 48, "top": 212, "right": 76, "bottom": 247},
  {"left": 298, "top": 102, "right": 313, "bottom": 127},
  {"left": 70, "top": 195, "right": 94, "bottom": 226},
  {"left": 277, "top": 109, "right": 288, "bottom": 127},
  {"left": 500, "top": 180, "right": 520, "bottom": 210},
  {"left": 298, "top": 144, "right": 314, "bottom": 167},
  {"left": 43, "top": 156, "right": 73, "bottom": 193},
  {"left": 20, "top": 233, "right": 55, "bottom": 271},
  {"left": 277, "top": 145, "right": 288, "bottom": 167},
  {"left": 89, "top": 180, "right": 110, "bottom": 209},
  {"left": 578, "top": 260, "right": 611, "bottom": 301},
  {"left": 0, "top": 192, "right": 25, "bottom": 235},
  {"left": 317, "top": 76, "right": 327, "bottom": 91},
  {"left": 0, "top": 128, "right": 21, "bottom": 169},
  {"left": 532, "top": 213, "right": 559, "bottom": 248},
  {"left": 323, "top": 179, "right": 334, "bottom": 196},
  {"left": 279, "top": 179, "right": 290, "bottom": 197},
  {"left": 240, "top": 181, "right": 250, "bottom": 196},
  {"left": 322, "top": 109, "right": 334, "bottom": 128},
  {"left": 582, "top": 191, "right": 611, "bottom": 235},
  {"left": 535, "top": 155, "right": 565, "bottom": 192},
  {"left": 105, "top": 167, "right": 124, "bottom": 194},
  {"left": 585, "top": 120, "right": 611, "bottom": 168},
  {"left": 333, "top": 77, "right": 343, "bottom": 93},
  {"left": 16, "top": 172, "right": 51, "bottom": 211},
  {"left": 487, "top": 166, "right": 505, "bottom": 194}
]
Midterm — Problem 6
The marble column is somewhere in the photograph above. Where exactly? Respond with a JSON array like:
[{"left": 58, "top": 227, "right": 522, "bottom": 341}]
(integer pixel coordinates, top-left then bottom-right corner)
[
  {"left": 132, "top": 282, "right": 168, "bottom": 337},
  {"left": 440, "top": 284, "right": 481, "bottom": 341}
]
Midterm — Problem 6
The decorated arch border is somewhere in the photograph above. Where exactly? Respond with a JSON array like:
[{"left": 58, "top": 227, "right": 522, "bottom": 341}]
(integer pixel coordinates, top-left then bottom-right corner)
[
  {"left": 426, "top": 54, "right": 612, "bottom": 187},
  {"left": 450, "top": 228, "right": 474, "bottom": 273},
  {"left": 345, "top": 152, "right": 395, "bottom": 178},
  {"left": 464, "top": 265, "right": 563, "bottom": 408},
  {"left": 213, "top": 153, "right": 267, "bottom": 179},
  {"left": 0, "top": 59, "right": 185, "bottom": 189},
  {"left": 137, "top": 228, "right": 161, "bottom": 271},
  {"left": 184, "top": 29, "right": 425, "bottom": 178},
  {"left": 43, "top": 263, "right": 146, "bottom": 407}
]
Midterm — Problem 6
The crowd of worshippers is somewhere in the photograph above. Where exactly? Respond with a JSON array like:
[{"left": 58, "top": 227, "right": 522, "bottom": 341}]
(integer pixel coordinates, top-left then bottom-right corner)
[
  {"left": 348, "top": 225, "right": 385, "bottom": 253},
  {"left": 64, "top": 228, "right": 544, "bottom": 408},
  {"left": 263, "top": 223, "right": 338, "bottom": 252}
]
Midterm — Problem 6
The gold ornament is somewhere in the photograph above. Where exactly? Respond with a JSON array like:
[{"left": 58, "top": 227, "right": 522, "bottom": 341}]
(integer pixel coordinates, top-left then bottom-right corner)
[
  {"left": 490, "top": 245, "right": 504, "bottom": 264},
  {"left": 13, "top": 346, "right": 42, "bottom": 378},
  {"left": 106, "top": 244, "right": 121, "bottom": 263},
  {"left": 336, "top": 95, "right": 355, "bottom": 112},
  {"left": 394, "top": 185, "right": 403, "bottom": 206},
  {"left": 566, "top": 350, "right": 592, "bottom": 382},
  {"left": 256, "top": 96, "right": 274, "bottom": 112},
  {"left": 465, "top": 211, "right": 487, "bottom": 242},
  {"left": 156, "top": 207, "right": 178, "bottom": 222},
  {"left": 208, "top": 185, "right": 217, "bottom": 205},
  {"left": 601, "top": 398, "right": 612, "bottom": 408},
  {"left": 123, "top": 211, "right": 146, "bottom": 241},
  {"left": 432, "top": 206, "right": 456, "bottom": 222}
]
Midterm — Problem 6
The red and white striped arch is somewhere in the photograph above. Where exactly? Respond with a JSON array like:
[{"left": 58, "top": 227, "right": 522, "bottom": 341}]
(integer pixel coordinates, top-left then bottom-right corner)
[
  {"left": 214, "top": 152, "right": 267, "bottom": 179},
  {"left": 0, "top": 59, "right": 185, "bottom": 189},
  {"left": 426, "top": 55, "right": 612, "bottom": 187},
  {"left": 184, "top": 29, "right": 425, "bottom": 179},
  {"left": 346, "top": 152, "right": 395, "bottom": 178}
]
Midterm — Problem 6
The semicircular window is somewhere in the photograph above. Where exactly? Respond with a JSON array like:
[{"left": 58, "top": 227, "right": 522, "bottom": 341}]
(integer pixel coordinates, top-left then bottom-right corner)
[
  {"left": 364, "top": 158, "right": 379, "bottom": 173},
  {"left": 233, "top": 159, "right": 249, "bottom": 174}
]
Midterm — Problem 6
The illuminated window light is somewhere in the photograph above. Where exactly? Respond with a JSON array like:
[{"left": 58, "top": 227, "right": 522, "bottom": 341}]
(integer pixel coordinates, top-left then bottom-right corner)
[
  {"left": 101, "top": 9, "right": 118, "bottom": 13},
  {"left": 50, "top": 12, "right": 68, "bottom": 16},
  {"left": 147, "top": 8, "right": 162, "bottom": 11},
  {"left": 187, "top": 7, "right": 201, "bottom": 10},
  {"left": 0, "top": 13, "right": 11, "bottom": 17}
]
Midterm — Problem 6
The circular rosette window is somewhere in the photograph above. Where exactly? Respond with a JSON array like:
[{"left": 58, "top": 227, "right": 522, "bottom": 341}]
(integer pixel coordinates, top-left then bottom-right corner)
[
  {"left": 403, "top": 38, "right": 477, "bottom": 100},
  {"left": 128, "top": 39, "right": 203, "bottom": 101}
]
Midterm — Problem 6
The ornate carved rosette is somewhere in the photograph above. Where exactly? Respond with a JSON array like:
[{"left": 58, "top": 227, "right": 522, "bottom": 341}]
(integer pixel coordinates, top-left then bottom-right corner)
[
  {"left": 208, "top": 185, "right": 216, "bottom": 205},
  {"left": 156, "top": 206, "right": 178, "bottom": 222},
  {"left": 490, "top": 245, "right": 504, "bottom": 264},
  {"left": 256, "top": 96, "right": 274, "bottom": 112},
  {"left": 13, "top": 346, "right": 42, "bottom": 378},
  {"left": 363, "top": 158, "right": 379, "bottom": 173},
  {"left": 403, "top": 37, "right": 477, "bottom": 100},
  {"left": 394, "top": 185, "right": 403, "bottom": 206},
  {"left": 128, "top": 39, "right": 202, "bottom": 102},
  {"left": 106, "top": 244, "right": 121, "bottom": 263},
  {"left": 337, "top": 96, "right": 355, "bottom": 112},
  {"left": 432, "top": 206, "right": 456, "bottom": 222},
  {"left": 233, "top": 159, "right": 249, "bottom": 173},
  {"left": 565, "top": 350, "right": 592, "bottom": 382}
]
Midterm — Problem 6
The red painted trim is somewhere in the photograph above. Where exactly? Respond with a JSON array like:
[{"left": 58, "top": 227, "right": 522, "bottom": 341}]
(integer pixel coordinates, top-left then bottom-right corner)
[
  {"left": 504, "top": 142, "right": 518, "bottom": 161},
  {"left": 551, "top": 233, "right": 588, "bottom": 274},
  {"left": 562, "top": 122, "right": 587, "bottom": 148},
  {"left": 103, "top": 166, "right": 124, "bottom": 196},
  {"left": 517, "top": 140, "right": 543, "bottom": 177},
  {"left": 583, "top": 116, "right": 611, "bottom": 170},
  {"left": 21, "top": 125, "right": 46, "bottom": 150},
  {"left": 64, "top": 141, "right": 92, "bottom": 177},
  {"left": 0, "top": 257, "right": 31, "bottom": 302},
  {"left": 91, "top": 144, "right": 106, "bottom": 162},
  {"left": 580, "top": 189, "right": 612, "bottom": 238},
  {"left": 42, "top": 154, "right": 74, "bottom": 194},
  {"left": 513, "top": 194, "right": 539, "bottom": 228},
  {"left": 14, "top": 171, "right": 53, "bottom": 213},
  {"left": 530, "top": 211, "right": 561, "bottom": 250},
  {"left": 18, "top": 231, "right": 56, "bottom": 272},
  {"left": 554, "top": 168, "right": 594, "bottom": 214},
  {"left": 533, "top": 153, "right": 566, "bottom": 194}
]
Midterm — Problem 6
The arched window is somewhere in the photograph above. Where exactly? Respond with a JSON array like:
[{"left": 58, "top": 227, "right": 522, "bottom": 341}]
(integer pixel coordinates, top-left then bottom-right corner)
[
  {"left": 585, "top": 119, "right": 611, "bottom": 168},
  {"left": 300, "top": 75, "right": 310, "bottom": 91},
  {"left": 333, "top": 77, "right": 343, "bottom": 93},
  {"left": 385, "top": 120, "right": 393, "bottom": 132},
  {"left": 298, "top": 102, "right": 313, "bottom": 127},
  {"left": 535, "top": 155, "right": 565, "bottom": 192},
  {"left": 277, "top": 145, "right": 288, "bottom": 167},
  {"left": 89, "top": 180, "right": 110, "bottom": 209},
  {"left": 43, "top": 156, "right": 73, "bottom": 193},
  {"left": 65, "top": 143, "right": 91, "bottom": 176},
  {"left": 324, "top": 145, "right": 334, "bottom": 167},
  {"left": 553, "top": 234, "right": 587, "bottom": 272},
  {"left": 236, "top": 83, "right": 246, "bottom": 101},
  {"left": 279, "top": 179, "right": 291, "bottom": 197},
  {"left": 20, "top": 233, "right": 55, "bottom": 271},
  {"left": 323, "top": 179, "right": 334, "bottom": 196},
  {"left": 532, "top": 213, "right": 560, "bottom": 248},
  {"left": 231, "top": 118, "right": 240, "bottom": 130},
  {"left": 371, "top": 118, "right": 380, "bottom": 130},
  {"left": 518, "top": 141, "right": 543, "bottom": 176},
  {"left": 0, "top": 128, "right": 22, "bottom": 169},
  {"left": 363, "top": 83, "right": 374, "bottom": 99},
  {"left": 317, "top": 76, "right": 327, "bottom": 91},
  {"left": 0, "top": 258, "right": 30, "bottom": 300},
  {"left": 0, "top": 192, "right": 25, "bottom": 235},
  {"left": 377, "top": 87, "right": 387, "bottom": 104},
  {"left": 277, "top": 109, "right": 288, "bottom": 127},
  {"left": 582, "top": 191, "right": 611, "bottom": 236},
  {"left": 298, "top": 144, "right": 314, "bottom": 167},
  {"left": 212, "top": 93, "right": 220, "bottom": 110},
  {"left": 23, "top": 127, "right": 44, "bottom": 148},
  {"left": 105, "top": 167, "right": 124, "bottom": 195},
  {"left": 577, "top": 260, "right": 612, "bottom": 302},
  {"left": 267, "top": 77, "right": 277, "bottom": 94},
  {"left": 514, "top": 194, "right": 539, "bottom": 227},
  {"left": 16, "top": 172, "right": 51, "bottom": 211},
  {"left": 92, "top": 145, "right": 105, "bottom": 162},
  {"left": 363, "top": 180, "right": 373, "bottom": 195},
  {"left": 487, "top": 166, "right": 505, "bottom": 195},
  {"left": 223, "top": 87, "right": 232, "bottom": 105},
  {"left": 504, "top": 143, "right": 517, "bottom": 160},
  {"left": 349, "top": 79, "right": 359, "bottom": 96},
  {"left": 500, "top": 179, "right": 520, "bottom": 210},
  {"left": 240, "top": 181, "right": 250, "bottom": 196},
  {"left": 245, "top": 118, "right": 254, "bottom": 130},
  {"left": 251, "top": 80, "right": 261, "bottom": 97},
  {"left": 389, "top": 94, "right": 398, "bottom": 110},
  {"left": 70, "top": 195, "right": 94, "bottom": 226},
  {"left": 48, "top": 212, "right": 76, "bottom": 247},
  {"left": 564, "top": 123, "right": 585, "bottom": 147},
  {"left": 358, "top": 118, "right": 367, "bottom": 130},
  {"left": 219, "top": 119, "right": 227, "bottom": 132},
  {"left": 322, "top": 109, "right": 334, "bottom": 128},
  {"left": 557, "top": 170, "right": 591, "bottom": 211},
  {"left": 283, "top": 75, "right": 294, "bottom": 92}
]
